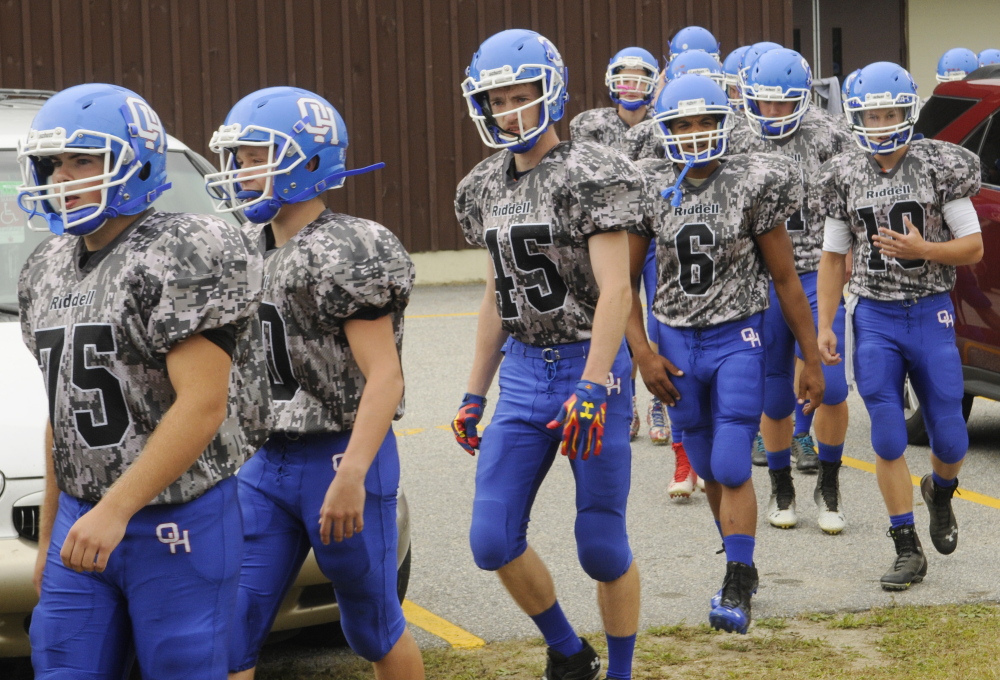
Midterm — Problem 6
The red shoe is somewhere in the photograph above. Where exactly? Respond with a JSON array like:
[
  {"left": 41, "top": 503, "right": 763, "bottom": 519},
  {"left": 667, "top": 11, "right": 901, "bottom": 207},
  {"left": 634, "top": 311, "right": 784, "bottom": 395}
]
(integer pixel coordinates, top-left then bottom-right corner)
[{"left": 669, "top": 442, "right": 696, "bottom": 499}]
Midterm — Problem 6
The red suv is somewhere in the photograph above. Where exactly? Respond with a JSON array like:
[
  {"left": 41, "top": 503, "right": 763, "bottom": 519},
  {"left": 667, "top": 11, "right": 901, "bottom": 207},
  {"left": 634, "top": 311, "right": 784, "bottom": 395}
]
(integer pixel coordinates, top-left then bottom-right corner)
[{"left": 905, "top": 64, "right": 1000, "bottom": 443}]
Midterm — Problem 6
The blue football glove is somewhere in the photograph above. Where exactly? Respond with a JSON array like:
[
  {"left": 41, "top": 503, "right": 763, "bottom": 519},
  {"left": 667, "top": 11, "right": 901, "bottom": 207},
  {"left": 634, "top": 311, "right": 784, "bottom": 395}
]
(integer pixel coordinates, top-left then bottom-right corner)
[
  {"left": 452, "top": 393, "right": 487, "bottom": 455},
  {"left": 546, "top": 380, "right": 607, "bottom": 460}
]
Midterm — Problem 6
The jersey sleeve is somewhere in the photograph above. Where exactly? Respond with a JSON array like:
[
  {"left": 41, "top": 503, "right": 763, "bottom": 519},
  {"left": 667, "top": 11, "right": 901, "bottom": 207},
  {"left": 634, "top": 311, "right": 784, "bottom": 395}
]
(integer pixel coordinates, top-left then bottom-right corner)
[
  {"left": 623, "top": 120, "right": 661, "bottom": 161},
  {"left": 569, "top": 111, "right": 597, "bottom": 143},
  {"left": 455, "top": 159, "right": 492, "bottom": 248},
  {"left": 629, "top": 159, "right": 667, "bottom": 240},
  {"left": 17, "top": 255, "right": 36, "bottom": 356},
  {"left": 567, "top": 143, "right": 646, "bottom": 237},
  {"left": 933, "top": 142, "right": 982, "bottom": 204},
  {"left": 146, "top": 217, "right": 263, "bottom": 356},
  {"left": 809, "top": 155, "right": 850, "bottom": 223},
  {"left": 751, "top": 155, "right": 803, "bottom": 237},
  {"left": 315, "top": 221, "right": 415, "bottom": 331}
]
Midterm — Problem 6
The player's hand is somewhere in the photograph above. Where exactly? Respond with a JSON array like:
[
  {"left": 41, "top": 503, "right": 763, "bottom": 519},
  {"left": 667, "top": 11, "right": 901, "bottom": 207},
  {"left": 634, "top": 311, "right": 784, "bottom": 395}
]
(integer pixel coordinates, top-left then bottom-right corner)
[
  {"left": 33, "top": 539, "right": 49, "bottom": 596},
  {"left": 319, "top": 466, "right": 366, "bottom": 545},
  {"left": 60, "top": 504, "right": 128, "bottom": 573},
  {"left": 636, "top": 352, "right": 683, "bottom": 406},
  {"left": 818, "top": 327, "right": 841, "bottom": 366},
  {"left": 873, "top": 217, "right": 927, "bottom": 262},
  {"left": 546, "top": 380, "right": 607, "bottom": 460},
  {"left": 796, "top": 359, "right": 826, "bottom": 416},
  {"left": 452, "top": 393, "right": 487, "bottom": 455}
]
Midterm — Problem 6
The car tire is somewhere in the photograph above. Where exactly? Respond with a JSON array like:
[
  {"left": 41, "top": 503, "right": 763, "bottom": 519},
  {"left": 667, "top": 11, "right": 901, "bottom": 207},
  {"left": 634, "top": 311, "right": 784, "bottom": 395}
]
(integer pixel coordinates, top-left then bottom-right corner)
[
  {"left": 396, "top": 546, "right": 412, "bottom": 604},
  {"left": 904, "top": 377, "right": 974, "bottom": 445}
]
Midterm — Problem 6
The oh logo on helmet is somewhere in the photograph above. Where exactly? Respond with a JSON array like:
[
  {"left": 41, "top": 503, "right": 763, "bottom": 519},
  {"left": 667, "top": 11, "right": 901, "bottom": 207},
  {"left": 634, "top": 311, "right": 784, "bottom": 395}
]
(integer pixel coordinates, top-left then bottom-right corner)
[
  {"left": 296, "top": 97, "right": 340, "bottom": 144},
  {"left": 125, "top": 96, "right": 165, "bottom": 153},
  {"left": 538, "top": 36, "right": 564, "bottom": 69}
]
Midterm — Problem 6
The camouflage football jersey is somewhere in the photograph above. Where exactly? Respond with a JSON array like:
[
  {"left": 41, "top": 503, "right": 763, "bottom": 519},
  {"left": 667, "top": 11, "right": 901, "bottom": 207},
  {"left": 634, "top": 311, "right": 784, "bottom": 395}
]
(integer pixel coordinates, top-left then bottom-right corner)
[
  {"left": 636, "top": 154, "right": 802, "bottom": 327},
  {"left": 625, "top": 113, "right": 751, "bottom": 161},
  {"left": 569, "top": 107, "right": 651, "bottom": 154},
  {"left": 812, "top": 139, "right": 981, "bottom": 301},
  {"left": 730, "top": 107, "right": 852, "bottom": 273},
  {"left": 18, "top": 211, "right": 268, "bottom": 504},
  {"left": 252, "top": 210, "right": 414, "bottom": 434},
  {"left": 455, "top": 140, "right": 645, "bottom": 346}
]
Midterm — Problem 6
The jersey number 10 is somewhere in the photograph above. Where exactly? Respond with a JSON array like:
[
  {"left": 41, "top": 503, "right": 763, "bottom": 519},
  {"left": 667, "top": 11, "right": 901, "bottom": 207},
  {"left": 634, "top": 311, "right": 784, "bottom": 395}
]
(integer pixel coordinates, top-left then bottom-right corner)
[{"left": 856, "top": 201, "right": 927, "bottom": 271}]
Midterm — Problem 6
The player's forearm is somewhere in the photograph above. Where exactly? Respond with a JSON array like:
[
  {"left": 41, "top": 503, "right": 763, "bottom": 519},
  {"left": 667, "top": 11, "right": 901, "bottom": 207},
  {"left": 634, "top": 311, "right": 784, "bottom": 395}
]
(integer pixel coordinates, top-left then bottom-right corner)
[
  {"left": 922, "top": 233, "right": 984, "bottom": 266},
  {"left": 38, "top": 421, "right": 59, "bottom": 549},
  {"left": 625, "top": 283, "right": 656, "bottom": 363},
  {"left": 816, "top": 251, "right": 847, "bottom": 332},
  {"left": 467, "top": 289, "right": 507, "bottom": 396},
  {"left": 338, "top": 365, "right": 404, "bottom": 481},
  {"left": 581, "top": 277, "right": 631, "bottom": 383}
]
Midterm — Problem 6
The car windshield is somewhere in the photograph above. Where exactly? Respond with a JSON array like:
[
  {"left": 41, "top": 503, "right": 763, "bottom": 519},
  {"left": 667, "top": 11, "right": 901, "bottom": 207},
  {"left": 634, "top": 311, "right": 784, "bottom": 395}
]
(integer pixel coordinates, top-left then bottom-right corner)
[
  {"left": 0, "top": 150, "right": 238, "bottom": 318},
  {"left": 914, "top": 95, "right": 978, "bottom": 139}
]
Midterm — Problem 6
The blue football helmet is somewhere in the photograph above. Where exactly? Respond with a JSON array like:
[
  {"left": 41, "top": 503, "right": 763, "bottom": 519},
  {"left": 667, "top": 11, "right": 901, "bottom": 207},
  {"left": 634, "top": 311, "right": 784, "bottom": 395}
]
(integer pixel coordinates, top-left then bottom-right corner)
[
  {"left": 844, "top": 62, "right": 920, "bottom": 155},
  {"left": 653, "top": 74, "right": 734, "bottom": 167},
  {"left": 743, "top": 48, "right": 813, "bottom": 139},
  {"left": 205, "top": 87, "right": 382, "bottom": 224},
  {"left": 664, "top": 50, "right": 725, "bottom": 88},
  {"left": 605, "top": 47, "right": 659, "bottom": 111},
  {"left": 936, "top": 48, "right": 978, "bottom": 82},
  {"left": 738, "top": 41, "right": 783, "bottom": 85},
  {"left": 17, "top": 83, "right": 171, "bottom": 236},
  {"left": 461, "top": 29, "right": 568, "bottom": 153},
  {"left": 841, "top": 68, "right": 861, "bottom": 102},
  {"left": 979, "top": 49, "right": 1000, "bottom": 68},
  {"left": 722, "top": 46, "right": 751, "bottom": 108},
  {"left": 668, "top": 26, "right": 720, "bottom": 61}
]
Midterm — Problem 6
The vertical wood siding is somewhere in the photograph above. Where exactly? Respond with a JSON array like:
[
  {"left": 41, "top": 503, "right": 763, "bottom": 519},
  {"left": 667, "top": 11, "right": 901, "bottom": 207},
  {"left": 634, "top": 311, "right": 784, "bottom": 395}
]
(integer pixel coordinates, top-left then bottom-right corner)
[{"left": 4, "top": 0, "right": 791, "bottom": 252}]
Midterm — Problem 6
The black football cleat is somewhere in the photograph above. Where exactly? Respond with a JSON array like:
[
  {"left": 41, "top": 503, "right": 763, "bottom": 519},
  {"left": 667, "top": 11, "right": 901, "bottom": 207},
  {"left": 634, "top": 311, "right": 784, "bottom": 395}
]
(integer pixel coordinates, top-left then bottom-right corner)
[
  {"left": 920, "top": 474, "right": 958, "bottom": 555},
  {"left": 880, "top": 524, "right": 928, "bottom": 591},
  {"left": 543, "top": 637, "right": 602, "bottom": 680},
  {"left": 709, "top": 561, "right": 758, "bottom": 634}
]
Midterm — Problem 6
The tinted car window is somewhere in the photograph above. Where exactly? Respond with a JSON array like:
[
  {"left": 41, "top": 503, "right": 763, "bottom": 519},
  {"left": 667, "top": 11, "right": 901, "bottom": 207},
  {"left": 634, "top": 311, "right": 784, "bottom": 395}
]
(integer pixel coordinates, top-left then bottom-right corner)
[
  {"left": 979, "top": 115, "right": 1000, "bottom": 188},
  {"left": 962, "top": 119, "right": 987, "bottom": 156},
  {"left": 915, "top": 95, "right": 978, "bottom": 139},
  {"left": 0, "top": 150, "right": 239, "bottom": 312}
]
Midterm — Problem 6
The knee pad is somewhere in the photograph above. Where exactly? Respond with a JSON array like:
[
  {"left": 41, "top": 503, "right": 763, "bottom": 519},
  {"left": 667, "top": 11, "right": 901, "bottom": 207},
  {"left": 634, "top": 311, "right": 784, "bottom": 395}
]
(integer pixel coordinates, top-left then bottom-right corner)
[
  {"left": 763, "top": 373, "right": 796, "bottom": 420},
  {"left": 821, "top": 360, "right": 849, "bottom": 406},
  {"left": 681, "top": 427, "right": 715, "bottom": 482},
  {"left": 867, "top": 404, "right": 907, "bottom": 461},
  {"left": 469, "top": 499, "right": 519, "bottom": 571},
  {"left": 340, "top": 616, "right": 400, "bottom": 663},
  {"left": 711, "top": 424, "right": 753, "bottom": 487},
  {"left": 928, "top": 414, "right": 969, "bottom": 464},
  {"left": 575, "top": 512, "right": 632, "bottom": 582}
]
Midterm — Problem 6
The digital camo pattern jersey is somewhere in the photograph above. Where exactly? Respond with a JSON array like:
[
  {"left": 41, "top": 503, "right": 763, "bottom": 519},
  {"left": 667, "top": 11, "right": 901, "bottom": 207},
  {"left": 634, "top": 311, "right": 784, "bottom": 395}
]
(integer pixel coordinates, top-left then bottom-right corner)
[
  {"left": 812, "top": 138, "right": 981, "bottom": 301},
  {"left": 18, "top": 211, "right": 267, "bottom": 504},
  {"left": 569, "top": 107, "right": 651, "bottom": 154},
  {"left": 730, "top": 107, "right": 852, "bottom": 273},
  {"left": 637, "top": 154, "right": 802, "bottom": 327},
  {"left": 456, "top": 141, "right": 645, "bottom": 346},
  {"left": 253, "top": 210, "right": 414, "bottom": 434},
  {"left": 624, "top": 114, "right": 751, "bottom": 162}
]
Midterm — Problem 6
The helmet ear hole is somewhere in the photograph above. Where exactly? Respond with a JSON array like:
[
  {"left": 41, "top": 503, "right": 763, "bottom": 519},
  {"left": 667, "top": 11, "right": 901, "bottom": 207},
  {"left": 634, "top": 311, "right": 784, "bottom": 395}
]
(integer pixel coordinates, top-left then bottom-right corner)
[
  {"left": 139, "top": 162, "right": 151, "bottom": 181},
  {"left": 306, "top": 156, "right": 320, "bottom": 172}
]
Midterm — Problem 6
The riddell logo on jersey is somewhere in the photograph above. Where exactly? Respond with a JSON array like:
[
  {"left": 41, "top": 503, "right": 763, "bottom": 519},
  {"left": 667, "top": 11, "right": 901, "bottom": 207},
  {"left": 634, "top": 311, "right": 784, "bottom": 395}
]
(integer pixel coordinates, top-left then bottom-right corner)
[
  {"left": 49, "top": 289, "right": 96, "bottom": 311},
  {"left": 674, "top": 203, "right": 720, "bottom": 216},
  {"left": 491, "top": 200, "right": 533, "bottom": 217},
  {"left": 866, "top": 185, "right": 912, "bottom": 199}
]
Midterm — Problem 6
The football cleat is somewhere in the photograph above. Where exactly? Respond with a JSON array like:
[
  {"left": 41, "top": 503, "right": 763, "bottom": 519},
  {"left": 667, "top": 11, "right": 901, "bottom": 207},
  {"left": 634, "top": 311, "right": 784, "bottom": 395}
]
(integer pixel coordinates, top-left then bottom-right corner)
[
  {"left": 647, "top": 398, "right": 670, "bottom": 445},
  {"left": 709, "top": 561, "right": 758, "bottom": 634},
  {"left": 920, "top": 474, "right": 959, "bottom": 555},
  {"left": 793, "top": 432, "right": 818, "bottom": 473},
  {"left": 543, "top": 637, "right": 602, "bottom": 680},
  {"left": 766, "top": 466, "right": 797, "bottom": 528},
  {"left": 668, "top": 442, "right": 696, "bottom": 499},
  {"left": 629, "top": 395, "right": 640, "bottom": 441},
  {"left": 880, "top": 524, "right": 927, "bottom": 591},
  {"left": 814, "top": 460, "right": 846, "bottom": 534},
  {"left": 751, "top": 433, "right": 767, "bottom": 466}
]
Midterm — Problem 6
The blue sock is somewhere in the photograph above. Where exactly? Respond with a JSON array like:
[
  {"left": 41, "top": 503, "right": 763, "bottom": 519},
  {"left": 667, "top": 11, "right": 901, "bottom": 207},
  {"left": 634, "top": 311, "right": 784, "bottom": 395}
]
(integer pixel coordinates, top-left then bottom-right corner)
[
  {"left": 932, "top": 471, "right": 957, "bottom": 489},
  {"left": 889, "top": 512, "right": 915, "bottom": 529},
  {"left": 794, "top": 401, "right": 814, "bottom": 436},
  {"left": 723, "top": 533, "right": 755, "bottom": 566},
  {"left": 530, "top": 601, "right": 582, "bottom": 658},
  {"left": 817, "top": 442, "right": 844, "bottom": 463},
  {"left": 605, "top": 633, "right": 636, "bottom": 680},
  {"left": 714, "top": 519, "right": 723, "bottom": 540},
  {"left": 671, "top": 425, "right": 682, "bottom": 442},
  {"left": 766, "top": 447, "right": 792, "bottom": 470}
]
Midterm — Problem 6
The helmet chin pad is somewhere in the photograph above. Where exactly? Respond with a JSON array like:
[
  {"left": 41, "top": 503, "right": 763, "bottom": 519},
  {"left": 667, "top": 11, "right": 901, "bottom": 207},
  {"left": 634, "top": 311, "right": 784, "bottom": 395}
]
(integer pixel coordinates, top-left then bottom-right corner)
[
  {"left": 49, "top": 204, "right": 109, "bottom": 237},
  {"left": 237, "top": 190, "right": 283, "bottom": 224}
]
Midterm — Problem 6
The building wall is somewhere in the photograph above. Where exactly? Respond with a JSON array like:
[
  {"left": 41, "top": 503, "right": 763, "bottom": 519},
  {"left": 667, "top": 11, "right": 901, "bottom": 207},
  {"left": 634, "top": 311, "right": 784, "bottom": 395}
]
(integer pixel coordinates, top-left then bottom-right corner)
[
  {"left": 1, "top": 0, "right": 792, "bottom": 253},
  {"left": 907, "top": 0, "right": 1000, "bottom": 97}
]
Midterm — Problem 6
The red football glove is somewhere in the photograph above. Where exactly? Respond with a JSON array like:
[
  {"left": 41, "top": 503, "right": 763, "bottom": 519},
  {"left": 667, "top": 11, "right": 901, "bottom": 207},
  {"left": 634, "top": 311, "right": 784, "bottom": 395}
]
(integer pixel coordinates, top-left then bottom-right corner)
[
  {"left": 452, "top": 393, "right": 487, "bottom": 455},
  {"left": 547, "top": 380, "right": 607, "bottom": 460}
]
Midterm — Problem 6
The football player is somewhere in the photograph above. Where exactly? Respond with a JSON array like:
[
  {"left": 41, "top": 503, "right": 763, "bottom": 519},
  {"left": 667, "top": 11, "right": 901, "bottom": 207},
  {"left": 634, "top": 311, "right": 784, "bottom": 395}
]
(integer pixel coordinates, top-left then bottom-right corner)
[
  {"left": 570, "top": 46, "right": 659, "bottom": 442},
  {"left": 453, "top": 29, "right": 642, "bottom": 680},
  {"left": 815, "top": 62, "right": 983, "bottom": 591},
  {"left": 206, "top": 87, "right": 423, "bottom": 679},
  {"left": 629, "top": 74, "right": 824, "bottom": 634},
  {"left": 732, "top": 48, "right": 853, "bottom": 535},
  {"left": 17, "top": 83, "right": 267, "bottom": 678}
]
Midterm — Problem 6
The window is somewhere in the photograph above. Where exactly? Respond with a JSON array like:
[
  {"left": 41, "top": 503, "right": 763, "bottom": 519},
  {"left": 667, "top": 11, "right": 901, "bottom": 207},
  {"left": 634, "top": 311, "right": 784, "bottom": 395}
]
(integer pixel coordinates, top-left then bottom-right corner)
[
  {"left": 915, "top": 96, "right": 978, "bottom": 139},
  {"left": 978, "top": 114, "right": 1000, "bottom": 187}
]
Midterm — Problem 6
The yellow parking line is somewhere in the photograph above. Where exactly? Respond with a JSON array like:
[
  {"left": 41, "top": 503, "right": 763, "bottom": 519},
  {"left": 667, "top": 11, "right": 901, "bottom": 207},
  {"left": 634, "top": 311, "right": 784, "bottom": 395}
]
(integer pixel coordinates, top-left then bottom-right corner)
[
  {"left": 396, "top": 428, "right": 425, "bottom": 437},
  {"left": 402, "top": 599, "right": 486, "bottom": 649},
  {"left": 405, "top": 311, "right": 479, "bottom": 319},
  {"left": 841, "top": 456, "right": 1000, "bottom": 510}
]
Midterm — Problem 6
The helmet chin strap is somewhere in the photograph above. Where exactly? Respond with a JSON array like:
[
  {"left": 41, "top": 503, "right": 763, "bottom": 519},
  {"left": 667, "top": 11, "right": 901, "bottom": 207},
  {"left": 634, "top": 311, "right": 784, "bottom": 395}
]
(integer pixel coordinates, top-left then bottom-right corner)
[
  {"left": 238, "top": 162, "right": 386, "bottom": 224},
  {"left": 660, "top": 159, "right": 696, "bottom": 207}
]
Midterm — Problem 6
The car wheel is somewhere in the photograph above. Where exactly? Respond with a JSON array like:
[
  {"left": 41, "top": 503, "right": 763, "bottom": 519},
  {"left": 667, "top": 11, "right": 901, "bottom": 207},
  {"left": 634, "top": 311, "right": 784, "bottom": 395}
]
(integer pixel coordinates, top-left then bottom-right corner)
[
  {"left": 904, "top": 377, "right": 974, "bottom": 446},
  {"left": 396, "top": 546, "right": 412, "bottom": 604}
]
